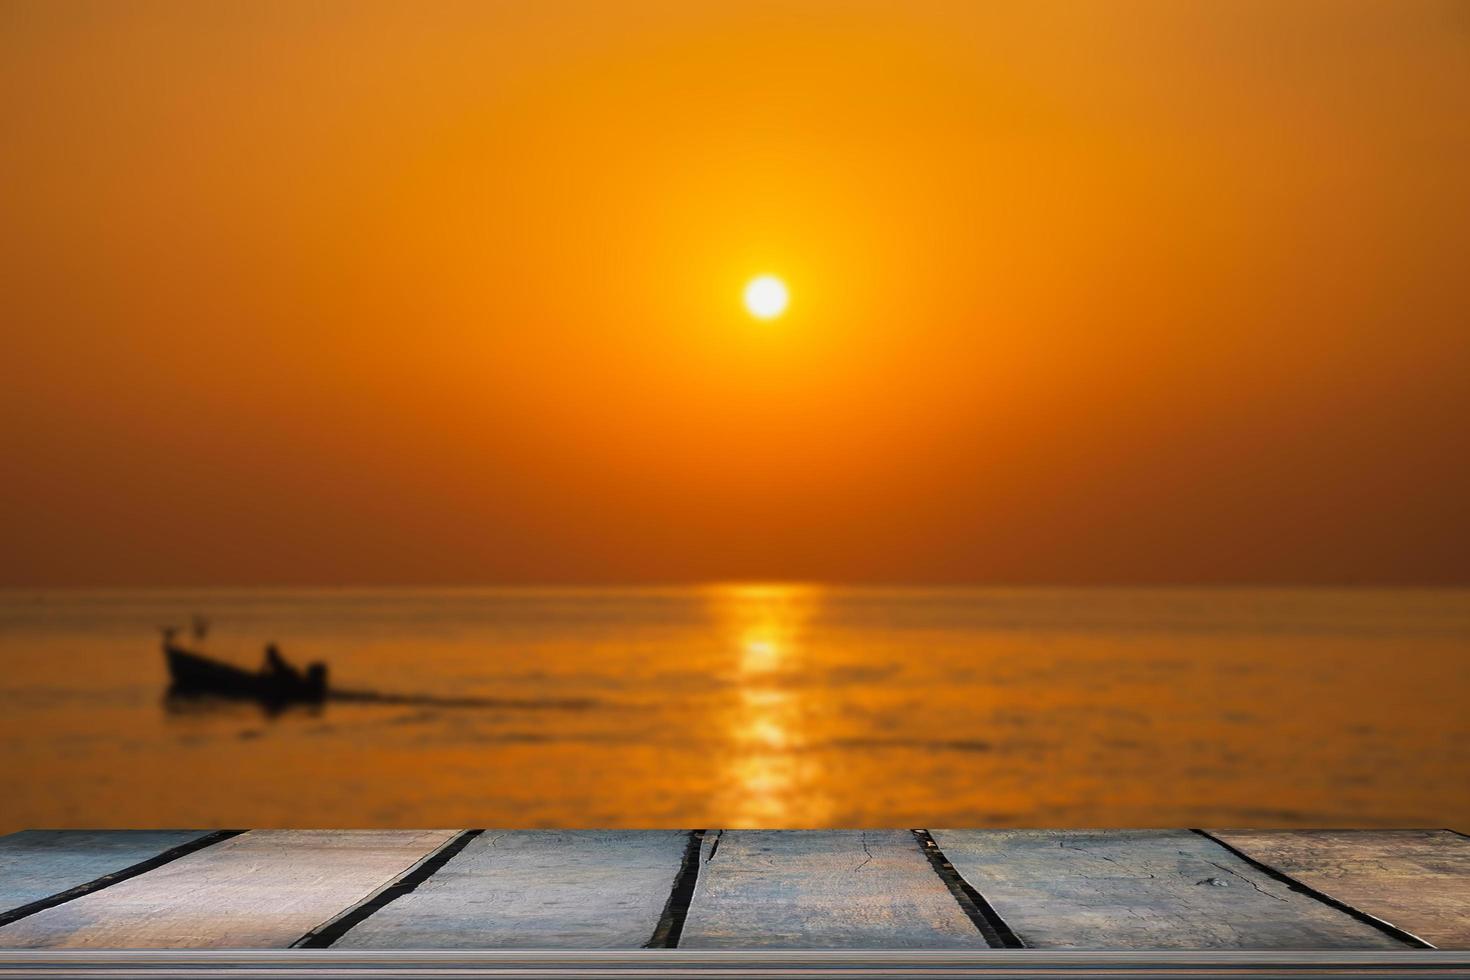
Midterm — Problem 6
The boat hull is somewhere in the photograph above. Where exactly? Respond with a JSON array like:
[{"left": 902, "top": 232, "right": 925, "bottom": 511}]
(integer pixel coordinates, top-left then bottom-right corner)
[{"left": 165, "top": 646, "right": 327, "bottom": 703}]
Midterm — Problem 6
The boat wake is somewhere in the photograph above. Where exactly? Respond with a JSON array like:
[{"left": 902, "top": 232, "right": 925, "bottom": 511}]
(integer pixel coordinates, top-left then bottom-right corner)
[{"left": 327, "top": 688, "right": 599, "bottom": 711}]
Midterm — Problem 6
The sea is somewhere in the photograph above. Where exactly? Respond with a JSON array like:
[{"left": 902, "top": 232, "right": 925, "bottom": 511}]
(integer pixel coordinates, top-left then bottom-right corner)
[{"left": 1, "top": 586, "right": 1466, "bottom": 832}]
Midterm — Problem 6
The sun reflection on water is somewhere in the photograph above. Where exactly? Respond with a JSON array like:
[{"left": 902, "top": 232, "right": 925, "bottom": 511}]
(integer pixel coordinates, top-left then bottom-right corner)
[
  {"left": 707, "top": 583, "right": 831, "bottom": 826},
  {"left": 741, "top": 637, "right": 780, "bottom": 673}
]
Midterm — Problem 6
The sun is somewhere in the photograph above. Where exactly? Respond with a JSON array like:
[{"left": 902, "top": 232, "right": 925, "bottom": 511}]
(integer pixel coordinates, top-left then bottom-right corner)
[{"left": 743, "top": 275, "right": 789, "bottom": 320}]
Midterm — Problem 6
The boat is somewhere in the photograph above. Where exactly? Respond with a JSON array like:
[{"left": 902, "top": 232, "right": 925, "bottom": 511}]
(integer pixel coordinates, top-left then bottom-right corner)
[{"left": 164, "top": 639, "right": 328, "bottom": 704}]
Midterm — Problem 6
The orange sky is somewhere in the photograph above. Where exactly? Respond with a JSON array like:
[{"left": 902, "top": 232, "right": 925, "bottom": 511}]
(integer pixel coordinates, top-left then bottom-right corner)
[{"left": 2, "top": 1, "right": 1468, "bottom": 587}]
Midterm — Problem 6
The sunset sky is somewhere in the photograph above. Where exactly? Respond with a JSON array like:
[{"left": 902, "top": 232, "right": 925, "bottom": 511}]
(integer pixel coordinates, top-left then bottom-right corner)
[{"left": 2, "top": 0, "right": 1467, "bottom": 587}]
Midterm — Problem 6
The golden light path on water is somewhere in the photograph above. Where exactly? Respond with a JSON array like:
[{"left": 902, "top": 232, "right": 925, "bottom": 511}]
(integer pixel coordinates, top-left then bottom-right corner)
[{"left": 710, "top": 583, "right": 831, "bottom": 827}]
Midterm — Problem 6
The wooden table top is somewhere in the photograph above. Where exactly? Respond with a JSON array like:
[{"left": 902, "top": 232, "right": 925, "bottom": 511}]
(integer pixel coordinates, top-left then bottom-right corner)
[{"left": 0, "top": 828, "right": 1467, "bottom": 974}]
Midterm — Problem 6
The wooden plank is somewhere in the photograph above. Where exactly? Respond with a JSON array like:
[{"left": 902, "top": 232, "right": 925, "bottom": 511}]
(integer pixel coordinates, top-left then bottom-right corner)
[
  {"left": 931, "top": 830, "right": 1407, "bottom": 950},
  {"left": 333, "top": 830, "right": 689, "bottom": 948},
  {"left": 0, "top": 830, "right": 458, "bottom": 949},
  {"left": 1211, "top": 829, "right": 1470, "bottom": 949},
  {"left": 0, "top": 831, "right": 216, "bottom": 917},
  {"left": 679, "top": 830, "right": 990, "bottom": 949}
]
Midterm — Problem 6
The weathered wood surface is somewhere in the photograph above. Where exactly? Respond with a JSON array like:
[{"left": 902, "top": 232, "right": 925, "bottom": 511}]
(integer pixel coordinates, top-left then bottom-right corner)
[
  {"left": 1213, "top": 830, "right": 1470, "bottom": 949},
  {"left": 334, "top": 830, "right": 688, "bottom": 949},
  {"left": 680, "top": 830, "right": 990, "bottom": 949},
  {"left": 931, "top": 829, "right": 1407, "bottom": 950},
  {"left": 1, "top": 829, "right": 1466, "bottom": 952},
  {"left": 0, "top": 831, "right": 213, "bottom": 917},
  {"left": 0, "top": 830, "right": 457, "bottom": 949}
]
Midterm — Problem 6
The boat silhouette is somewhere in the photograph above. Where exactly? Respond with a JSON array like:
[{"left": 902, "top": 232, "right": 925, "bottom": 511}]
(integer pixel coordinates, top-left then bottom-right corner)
[
  {"left": 159, "top": 622, "right": 597, "bottom": 713},
  {"left": 163, "top": 629, "right": 327, "bottom": 705}
]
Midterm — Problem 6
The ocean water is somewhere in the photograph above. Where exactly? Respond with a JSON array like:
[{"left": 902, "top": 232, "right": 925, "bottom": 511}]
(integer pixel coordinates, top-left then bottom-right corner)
[{"left": 0, "top": 586, "right": 1466, "bottom": 831}]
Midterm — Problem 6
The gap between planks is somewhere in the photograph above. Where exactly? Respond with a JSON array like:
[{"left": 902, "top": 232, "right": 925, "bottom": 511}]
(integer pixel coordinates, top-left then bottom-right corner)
[
  {"left": 293, "top": 830, "right": 484, "bottom": 948},
  {"left": 0, "top": 831, "right": 244, "bottom": 931}
]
